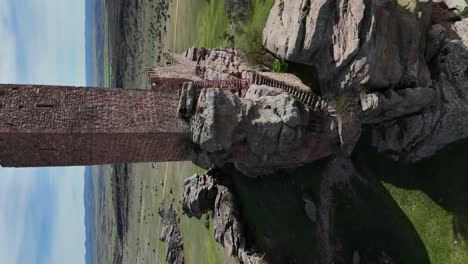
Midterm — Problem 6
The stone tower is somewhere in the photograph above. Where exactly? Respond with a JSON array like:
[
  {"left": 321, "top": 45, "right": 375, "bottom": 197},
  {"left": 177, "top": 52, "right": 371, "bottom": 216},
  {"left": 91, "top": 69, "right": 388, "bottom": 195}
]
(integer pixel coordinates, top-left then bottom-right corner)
[{"left": 0, "top": 84, "right": 189, "bottom": 167}]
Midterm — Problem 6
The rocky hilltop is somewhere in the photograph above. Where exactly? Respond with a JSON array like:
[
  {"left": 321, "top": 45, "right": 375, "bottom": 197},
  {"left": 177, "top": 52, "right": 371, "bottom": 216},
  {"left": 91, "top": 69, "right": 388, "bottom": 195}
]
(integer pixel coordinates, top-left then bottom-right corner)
[
  {"left": 175, "top": 1, "right": 468, "bottom": 176},
  {"left": 177, "top": 1, "right": 468, "bottom": 263},
  {"left": 262, "top": 0, "right": 468, "bottom": 161}
]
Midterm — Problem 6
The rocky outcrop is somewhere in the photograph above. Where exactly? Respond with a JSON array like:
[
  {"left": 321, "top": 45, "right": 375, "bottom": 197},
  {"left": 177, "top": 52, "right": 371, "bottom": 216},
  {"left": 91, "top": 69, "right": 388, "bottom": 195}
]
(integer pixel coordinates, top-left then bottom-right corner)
[
  {"left": 360, "top": 87, "right": 435, "bottom": 124},
  {"left": 184, "top": 84, "right": 341, "bottom": 176},
  {"left": 366, "top": 13, "right": 468, "bottom": 160},
  {"left": 182, "top": 172, "right": 218, "bottom": 219},
  {"left": 263, "top": 0, "right": 433, "bottom": 94},
  {"left": 302, "top": 193, "right": 317, "bottom": 223},
  {"left": 261, "top": 0, "right": 468, "bottom": 162},
  {"left": 443, "top": 0, "right": 468, "bottom": 13},
  {"left": 182, "top": 170, "right": 267, "bottom": 264},
  {"left": 454, "top": 19, "right": 468, "bottom": 46},
  {"left": 190, "top": 48, "right": 257, "bottom": 81},
  {"left": 159, "top": 204, "right": 184, "bottom": 264},
  {"left": 371, "top": 37, "right": 468, "bottom": 160}
]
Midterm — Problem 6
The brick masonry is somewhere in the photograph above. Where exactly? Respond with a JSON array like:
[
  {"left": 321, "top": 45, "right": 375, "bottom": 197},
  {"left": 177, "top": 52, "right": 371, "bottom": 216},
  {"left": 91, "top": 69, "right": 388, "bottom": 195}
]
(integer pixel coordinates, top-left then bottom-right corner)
[{"left": 0, "top": 84, "right": 189, "bottom": 167}]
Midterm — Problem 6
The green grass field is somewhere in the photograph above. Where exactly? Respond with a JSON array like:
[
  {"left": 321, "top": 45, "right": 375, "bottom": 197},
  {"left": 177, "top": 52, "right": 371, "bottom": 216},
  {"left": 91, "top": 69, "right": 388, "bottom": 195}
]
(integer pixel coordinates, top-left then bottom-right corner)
[
  {"left": 166, "top": 0, "right": 274, "bottom": 51},
  {"left": 119, "top": 162, "right": 237, "bottom": 264}
]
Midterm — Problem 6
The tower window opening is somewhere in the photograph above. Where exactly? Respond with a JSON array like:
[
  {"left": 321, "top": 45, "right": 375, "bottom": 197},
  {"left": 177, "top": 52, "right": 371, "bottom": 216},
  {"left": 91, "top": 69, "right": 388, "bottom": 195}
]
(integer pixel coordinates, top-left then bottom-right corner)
[{"left": 36, "top": 103, "right": 54, "bottom": 108}]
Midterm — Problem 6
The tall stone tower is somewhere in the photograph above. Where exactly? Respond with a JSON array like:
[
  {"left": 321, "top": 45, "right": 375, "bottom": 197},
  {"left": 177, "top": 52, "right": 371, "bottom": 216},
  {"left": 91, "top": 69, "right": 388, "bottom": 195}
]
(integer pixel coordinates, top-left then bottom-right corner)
[{"left": 0, "top": 84, "right": 189, "bottom": 167}]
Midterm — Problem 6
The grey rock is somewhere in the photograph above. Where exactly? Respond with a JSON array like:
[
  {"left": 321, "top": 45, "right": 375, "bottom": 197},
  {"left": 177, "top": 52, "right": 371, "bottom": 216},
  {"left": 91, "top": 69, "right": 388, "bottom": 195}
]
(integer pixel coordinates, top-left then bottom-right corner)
[
  {"left": 371, "top": 40, "right": 468, "bottom": 160},
  {"left": 263, "top": 0, "right": 432, "bottom": 93},
  {"left": 177, "top": 83, "right": 188, "bottom": 119},
  {"left": 182, "top": 169, "right": 267, "bottom": 264},
  {"left": 361, "top": 87, "right": 435, "bottom": 124},
  {"left": 278, "top": 125, "right": 301, "bottom": 154},
  {"left": 213, "top": 184, "right": 245, "bottom": 256},
  {"left": 189, "top": 85, "right": 340, "bottom": 176},
  {"left": 185, "top": 82, "right": 196, "bottom": 116},
  {"left": 443, "top": 0, "right": 467, "bottom": 13},
  {"left": 213, "top": 180, "right": 267, "bottom": 264},
  {"left": 454, "top": 19, "right": 468, "bottom": 47},
  {"left": 302, "top": 193, "right": 317, "bottom": 223},
  {"left": 159, "top": 204, "right": 184, "bottom": 264},
  {"left": 191, "top": 88, "right": 242, "bottom": 152},
  {"left": 182, "top": 172, "right": 218, "bottom": 219},
  {"left": 247, "top": 108, "right": 284, "bottom": 155}
]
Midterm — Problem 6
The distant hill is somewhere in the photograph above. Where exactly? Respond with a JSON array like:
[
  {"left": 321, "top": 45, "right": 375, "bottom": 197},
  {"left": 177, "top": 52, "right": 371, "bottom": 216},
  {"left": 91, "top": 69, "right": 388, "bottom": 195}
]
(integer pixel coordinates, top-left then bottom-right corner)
[
  {"left": 83, "top": 166, "right": 95, "bottom": 264},
  {"left": 84, "top": 1, "right": 104, "bottom": 263},
  {"left": 85, "top": 0, "right": 105, "bottom": 87}
]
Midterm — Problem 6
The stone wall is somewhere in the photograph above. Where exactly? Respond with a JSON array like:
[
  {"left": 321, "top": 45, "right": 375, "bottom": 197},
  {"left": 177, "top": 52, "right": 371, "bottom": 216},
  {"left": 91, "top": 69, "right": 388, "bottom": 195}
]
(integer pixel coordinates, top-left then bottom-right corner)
[{"left": 0, "top": 84, "right": 189, "bottom": 167}]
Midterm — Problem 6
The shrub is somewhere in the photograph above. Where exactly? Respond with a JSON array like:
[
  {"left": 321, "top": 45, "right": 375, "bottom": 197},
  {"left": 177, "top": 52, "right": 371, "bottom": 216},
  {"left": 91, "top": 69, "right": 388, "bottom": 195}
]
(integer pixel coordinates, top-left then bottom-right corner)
[
  {"left": 462, "top": 1, "right": 468, "bottom": 17},
  {"left": 272, "top": 59, "right": 289, "bottom": 72},
  {"left": 239, "top": 26, "right": 280, "bottom": 68}
]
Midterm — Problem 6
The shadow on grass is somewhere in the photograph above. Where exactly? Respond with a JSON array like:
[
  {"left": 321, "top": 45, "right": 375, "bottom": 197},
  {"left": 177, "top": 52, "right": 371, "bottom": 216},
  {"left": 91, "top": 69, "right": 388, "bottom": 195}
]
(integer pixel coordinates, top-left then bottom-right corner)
[
  {"left": 353, "top": 134, "right": 468, "bottom": 244},
  {"left": 228, "top": 154, "right": 430, "bottom": 263},
  {"left": 332, "top": 172, "right": 430, "bottom": 263}
]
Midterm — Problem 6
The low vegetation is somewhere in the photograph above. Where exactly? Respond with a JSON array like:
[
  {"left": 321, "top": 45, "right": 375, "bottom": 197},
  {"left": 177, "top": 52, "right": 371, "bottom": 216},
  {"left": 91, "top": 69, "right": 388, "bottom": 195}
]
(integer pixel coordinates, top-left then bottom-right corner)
[
  {"left": 272, "top": 58, "right": 289, "bottom": 73},
  {"left": 238, "top": 26, "right": 279, "bottom": 67}
]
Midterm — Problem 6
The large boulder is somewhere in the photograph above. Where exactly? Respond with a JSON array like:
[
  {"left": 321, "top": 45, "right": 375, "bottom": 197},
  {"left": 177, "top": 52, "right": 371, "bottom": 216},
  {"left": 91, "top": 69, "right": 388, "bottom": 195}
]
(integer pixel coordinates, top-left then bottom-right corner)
[
  {"left": 213, "top": 181, "right": 267, "bottom": 264},
  {"left": 360, "top": 87, "right": 435, "bottom": 124},
  {"left": 263, "top": 0, "right": 432, "bottom": 94},
  {"left": 159, "top": 204, "right": 184, "bottom": 264},
  {"left": 454, "top": 18, "right": 468, "bottom": 46},
  {"left": 182, "top": 170, "right": 267, "bottom": 264},
  {"left": 443, "top": 0, "right": 468, "bottom": 13},
  {"left": 188, "top": 85, "right": 341, "bottom": 176},
  {"left": 182, "top": 172, "right": 218, "bottom": 219}
]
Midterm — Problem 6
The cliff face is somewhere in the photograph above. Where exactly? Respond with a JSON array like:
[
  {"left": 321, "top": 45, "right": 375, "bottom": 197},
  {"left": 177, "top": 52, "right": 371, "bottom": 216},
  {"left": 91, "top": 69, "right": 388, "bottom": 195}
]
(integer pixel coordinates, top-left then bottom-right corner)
[
  {"left": 263, "top": 0, "right": 468, "bottom": 161},
  {"left": 371, "top": 25, "right": 468, "bottom": 160},
  {"left": 263, "top": 0, "right": 433, "bottom": 93}
]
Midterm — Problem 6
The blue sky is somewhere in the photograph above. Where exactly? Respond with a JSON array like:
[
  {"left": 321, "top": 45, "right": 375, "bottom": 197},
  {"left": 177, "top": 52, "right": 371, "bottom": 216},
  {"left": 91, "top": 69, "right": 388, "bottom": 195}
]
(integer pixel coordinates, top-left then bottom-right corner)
[{"left": 0, "top": 1, "right": 86, "bottom": 264}]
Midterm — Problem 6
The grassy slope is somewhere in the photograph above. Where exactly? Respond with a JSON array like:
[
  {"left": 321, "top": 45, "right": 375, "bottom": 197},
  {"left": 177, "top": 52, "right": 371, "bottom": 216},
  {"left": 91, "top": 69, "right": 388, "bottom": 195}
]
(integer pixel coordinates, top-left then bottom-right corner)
[
  {"left": 166, "top": 0, "right": 274, "bottom": 51},
  {"left": 111, "top": 161, "right": 236, "bottom": 264},
  {"left": 153, "top": 163, "right": 237, "bottom": 264},
  {"left": 90, "top": 165, "right": 118, "bottom": 264},
  {"left": 385, "top": 185, "right": 467, "bottom": 263}
]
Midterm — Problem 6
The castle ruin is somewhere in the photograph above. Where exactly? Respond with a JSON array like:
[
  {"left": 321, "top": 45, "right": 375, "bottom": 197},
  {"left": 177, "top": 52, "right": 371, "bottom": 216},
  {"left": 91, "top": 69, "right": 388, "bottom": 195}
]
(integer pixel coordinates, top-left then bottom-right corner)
[{"left": 0, "top": 50, "right": 331, "bottom": 170}]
